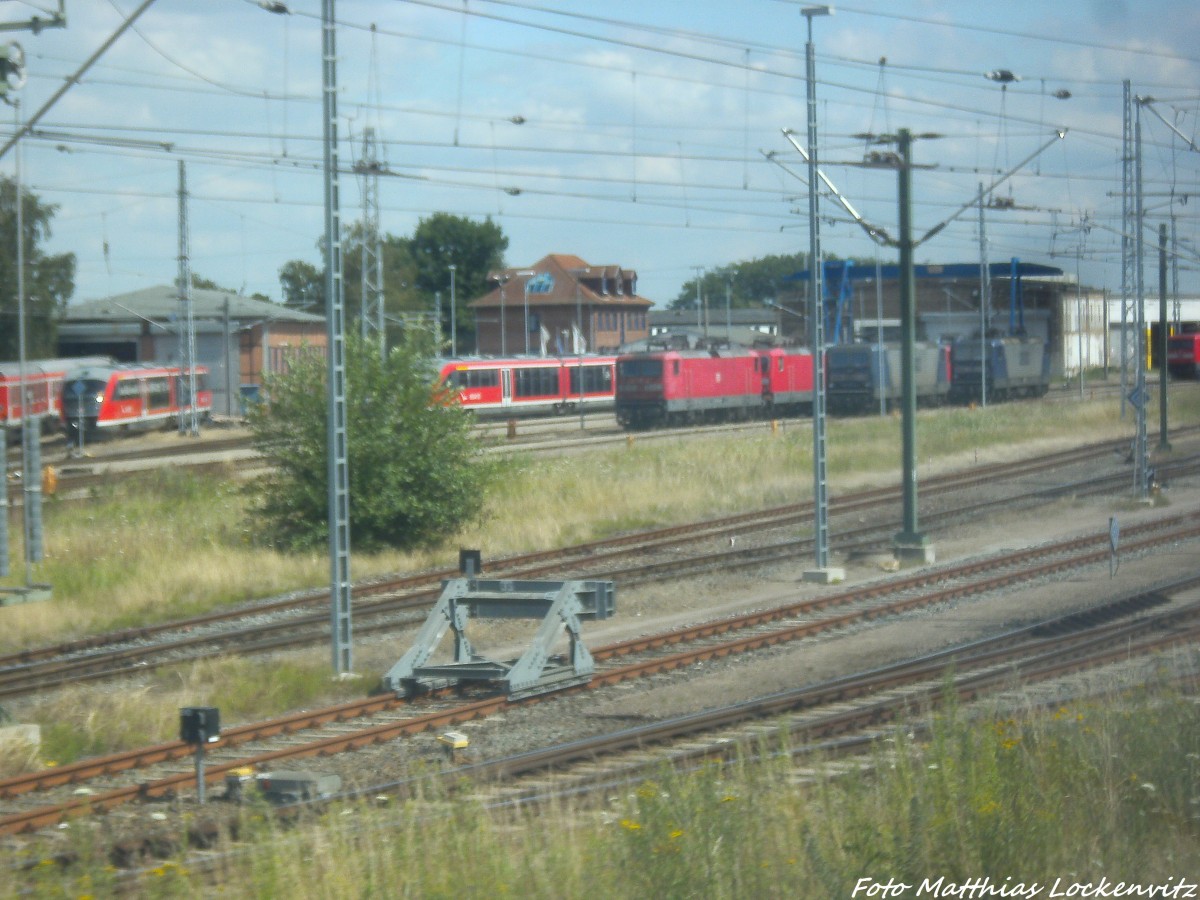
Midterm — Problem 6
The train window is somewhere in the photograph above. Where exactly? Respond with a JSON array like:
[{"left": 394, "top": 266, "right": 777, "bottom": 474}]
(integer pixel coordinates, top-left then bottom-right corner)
[
  {"left": 514, "top": 367, "right": 558, "bottom": 397},
  {"left": 115, "top": 378, "right": 141, "bottom": 400},
  {"left": 570, "top": 365, "right": 613, "bottom": 394},
  {"left": 147, "top": 377, "right": 171, "bottom": 408},
  {"left": 449, "top": 369, "right": 499, "bottom": 390}
]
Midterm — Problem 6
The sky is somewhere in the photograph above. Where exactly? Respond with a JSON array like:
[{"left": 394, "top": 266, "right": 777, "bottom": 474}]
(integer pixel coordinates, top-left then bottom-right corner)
[{"left": 2, "top": 0, "right": 1198, "bottom": 310}]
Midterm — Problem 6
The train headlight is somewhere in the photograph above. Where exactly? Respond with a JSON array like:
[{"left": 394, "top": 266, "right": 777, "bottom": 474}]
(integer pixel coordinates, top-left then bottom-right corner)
[{"left": 94, "top": 392, "right": 104, "bottom": 403}]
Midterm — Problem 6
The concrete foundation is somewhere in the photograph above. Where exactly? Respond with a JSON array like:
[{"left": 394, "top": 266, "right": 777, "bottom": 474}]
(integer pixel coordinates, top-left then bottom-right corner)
[
  {"left": 802, "top": 566, "right": 846, "bottom": 585},
  {"left": 0, "top": 584, "right": 52, "bottom": 606},
  {"left": 893, "top": 539, "right": 936, "bottom": 566}
]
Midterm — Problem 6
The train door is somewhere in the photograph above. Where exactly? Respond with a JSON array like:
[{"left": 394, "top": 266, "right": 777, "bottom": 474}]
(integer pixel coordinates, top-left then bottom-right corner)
[{"left": 501, "top": 367, "right": 512, "bottom": 408}]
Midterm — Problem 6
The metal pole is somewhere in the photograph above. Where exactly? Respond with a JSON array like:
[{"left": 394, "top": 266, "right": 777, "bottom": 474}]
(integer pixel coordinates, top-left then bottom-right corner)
[
  {"left": 194, "top": 743, "right": 206, "bottom": 805},
  {"left": 576, "top": 277, "right": 585, "bottom": 429},
  {"left": 1120, "top": 81, "right": 1134, "bottom": 419},
  {"left": 15, "top": 98, "right": 41, "bottom": 576},
  {"left": 223, "top": 298, "right": 233, "bottom": 417},
  {"left": 896, "top": 129, "right": 925, "bottom": 551},
  {"left": 449, "top": 264, "right": 457, "bottom": 357},
  {"left": 1080, "top": 248, "right": 1089, "bottom": 400},
  {"left": 978, "top": 183, "right": 989, "bottom": 407},
  {"left": 803, "top": 5, "right": 830, "bottom": 571},
  {"left": 177, "top": 161, "right": 199, "bottom": 436},
  {"left": 725, "top": 277, "right": 732, "bottom": 344},
  {"left": 1158, "top": 222, "right": 1169, "bottom": 451},
  {"left": 324, "top": 0, "right": 353, "bottom": 673},
  {"left": 14, "top": 98, "right": 34, "bottom": 578},
  {"left": 1133, "top": 99, "right": 1148, "bottom": 498},
  {"left": 500, "top": 282, "right": 507, "bottom": 356},
  {"left": 523, "top": 278, "right": 530, "bottom": 356},
  {"left": 0, "top": 425, "right": 8, "bottom": 577},
  {"left": 875, "top": 248, "right": 885, "bottom": 416}
]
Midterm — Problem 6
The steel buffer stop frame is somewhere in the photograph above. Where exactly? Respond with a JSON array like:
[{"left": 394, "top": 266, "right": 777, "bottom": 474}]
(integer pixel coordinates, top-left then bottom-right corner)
[{"left": 382, "top": 577, "right": 615, "bottom": 699}]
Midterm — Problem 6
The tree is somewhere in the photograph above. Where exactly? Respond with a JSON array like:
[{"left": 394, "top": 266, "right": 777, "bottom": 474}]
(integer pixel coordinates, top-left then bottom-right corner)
[
  {"left": 278, "top": 259, "right": 323, "bottom": 312},
  {"left": 0, "top": 176, "right": 75, "bottom": 359},
  {"left": 408, "top": 213, "right": 508, "bottom": 355},
  {"left": 670, "top": 251, "right": 823, "bottom": 313},
  {"left": 279, "top": 211, "right": 509, "bottom": 351},
  {"left": 245, "top": 332, "right": 498, "bottom": 553}
]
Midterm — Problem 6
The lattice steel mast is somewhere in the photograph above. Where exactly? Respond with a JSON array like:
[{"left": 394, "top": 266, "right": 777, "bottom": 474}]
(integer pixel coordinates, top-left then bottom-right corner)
[
  {"left": 356, "top": 127, "right": 384, "bottom": 354},
  {"left": 177, "top": 160, "right": 198, "bottom": 435}
]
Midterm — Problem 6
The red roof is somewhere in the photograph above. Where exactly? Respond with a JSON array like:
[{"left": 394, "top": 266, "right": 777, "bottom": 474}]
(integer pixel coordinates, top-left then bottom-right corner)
[{"left": 473, "top": 254, "right": 654, "bottom": 309}]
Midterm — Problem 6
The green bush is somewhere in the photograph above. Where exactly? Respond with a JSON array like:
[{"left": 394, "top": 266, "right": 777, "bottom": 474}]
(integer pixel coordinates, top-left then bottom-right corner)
[{"left": 247, "top": 334, "right": 499, "bottom": 553}]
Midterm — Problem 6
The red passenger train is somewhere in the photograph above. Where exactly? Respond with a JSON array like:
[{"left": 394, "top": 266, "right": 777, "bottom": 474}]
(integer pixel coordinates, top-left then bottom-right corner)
[
  {"left": 1, "top": 356, "right": 113, "bottom": 431},
  {"left": 614, "top": 345, "right": 814, "bottom": 429},
  {"left": 437, "top": 355, "right": 617, "bottom": 417},
  {"left": 1167, "top": 333, "right": 1200, "bottom": 379},
  {"left": 60, "top": 362, "right": 212, "bottom": 438}
]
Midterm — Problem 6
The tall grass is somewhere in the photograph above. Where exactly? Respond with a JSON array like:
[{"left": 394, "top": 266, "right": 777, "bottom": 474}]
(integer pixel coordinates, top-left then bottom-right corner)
[
  {"left": 0, "top": 387, "right": 1195, "bottom": 767},
  {"left": 11, "top": 680, "right": 1198, "bottom": 898}
]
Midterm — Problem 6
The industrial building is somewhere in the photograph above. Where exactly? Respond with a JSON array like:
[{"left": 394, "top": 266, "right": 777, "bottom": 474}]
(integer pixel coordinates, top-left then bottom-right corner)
[{"left": 57, "top": 286, "right": 326, "bottom": 416}]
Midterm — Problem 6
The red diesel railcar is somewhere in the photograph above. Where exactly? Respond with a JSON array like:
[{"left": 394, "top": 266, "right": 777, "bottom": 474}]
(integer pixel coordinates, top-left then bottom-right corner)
[
  {"left": 437, "top": 355, "right": 617, "bottom": 417},
  {"left": 60, "top": 362, "right": 212, "bottom": 438},
  {"left": 1, "top": 356, "right": 113, "bottom": 430}
]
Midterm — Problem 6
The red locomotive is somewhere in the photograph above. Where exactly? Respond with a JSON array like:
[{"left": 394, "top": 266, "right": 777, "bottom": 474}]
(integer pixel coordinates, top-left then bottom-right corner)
[
  {"left": 614, "top": 345, "right": 813, "bottom": 429},
  {"left": 60, "top": 362, "right": 212, "bottom": 438},
  {"left": 1167, "top": 333, "right": 1200, "bottom": 379},
  {"left": 437, "top": 355, "right": 617, "bottom": 417}
]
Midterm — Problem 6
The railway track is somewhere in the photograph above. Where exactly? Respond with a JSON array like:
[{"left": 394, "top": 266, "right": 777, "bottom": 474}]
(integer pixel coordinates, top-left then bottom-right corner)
[
  {"left": 1, "top": 513, "right": 1197, "bottom": 836},
  {"left": 458, "top": 584, "right": 1200, "bottom": 812},
  {"left": 1, "top": 434, "right": 1196, "bottom": 699},
  {"left": 97, "top": 587, "right": 1200, "bottom": 881}
]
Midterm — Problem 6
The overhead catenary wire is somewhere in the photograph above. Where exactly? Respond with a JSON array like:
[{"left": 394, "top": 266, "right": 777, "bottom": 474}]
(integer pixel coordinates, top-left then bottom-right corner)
[{"left": 4, "top": 0, "right": 1195, "bottom": 306}]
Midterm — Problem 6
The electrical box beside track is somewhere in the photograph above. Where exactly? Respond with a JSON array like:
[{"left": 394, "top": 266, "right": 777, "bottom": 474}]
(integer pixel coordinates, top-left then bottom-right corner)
[{"left": 382, "top": 577, "right": 616, "bottom": 700}]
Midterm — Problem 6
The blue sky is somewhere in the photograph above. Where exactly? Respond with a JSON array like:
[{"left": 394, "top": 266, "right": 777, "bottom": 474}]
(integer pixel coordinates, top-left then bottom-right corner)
[{"left": 4, "top": 0, "right": 1198, "bottom": 308}]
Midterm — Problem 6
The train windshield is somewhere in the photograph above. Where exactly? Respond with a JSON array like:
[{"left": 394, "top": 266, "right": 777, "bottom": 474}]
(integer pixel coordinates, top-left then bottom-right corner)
[
  {"left": 616, "top": 358, "right": 662, "bottom": 378},
  {"left": 69, "top": 378, "right": 108, "bottom": 402}
]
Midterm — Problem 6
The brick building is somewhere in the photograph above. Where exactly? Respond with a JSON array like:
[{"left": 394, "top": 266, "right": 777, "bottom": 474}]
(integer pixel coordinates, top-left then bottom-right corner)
[{"left": 470, "top": 254, "right": 652, "bottom": 355}]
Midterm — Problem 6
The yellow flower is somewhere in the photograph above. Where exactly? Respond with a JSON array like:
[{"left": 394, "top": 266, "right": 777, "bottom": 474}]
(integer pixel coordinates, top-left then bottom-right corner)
[
  {"left": 620, "top": 819, "right": 642, "bottom": 831},
  {"left": 669, "top": 829, "right": 684, "bottom": 840}
]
